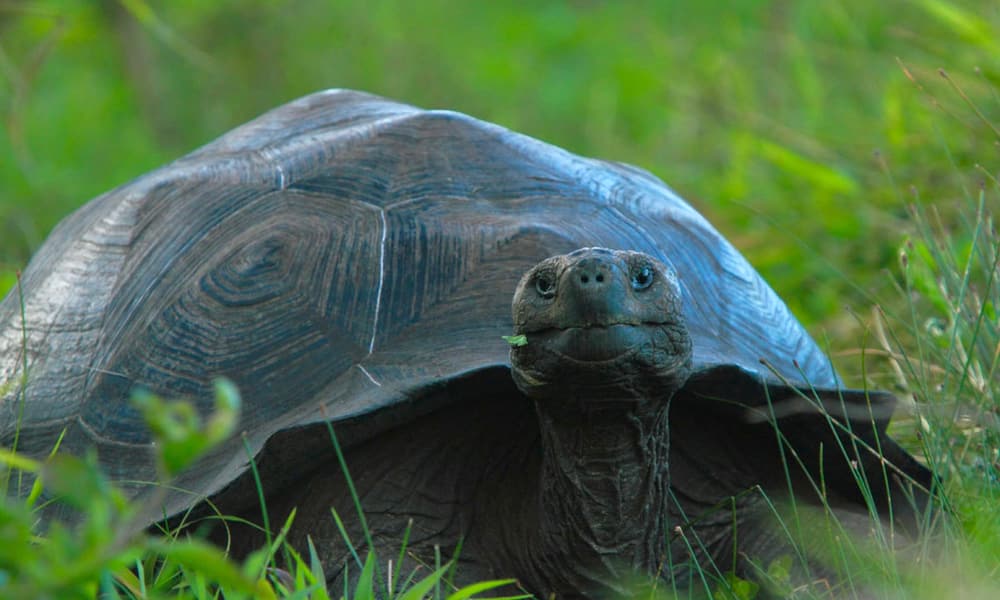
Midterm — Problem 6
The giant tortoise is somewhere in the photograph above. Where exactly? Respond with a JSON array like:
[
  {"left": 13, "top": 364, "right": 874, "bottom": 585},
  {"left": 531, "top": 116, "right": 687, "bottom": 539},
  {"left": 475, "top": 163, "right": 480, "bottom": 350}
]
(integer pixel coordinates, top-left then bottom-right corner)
[{"left": 0, "top": 90, "right": 934, "bottom": 597}]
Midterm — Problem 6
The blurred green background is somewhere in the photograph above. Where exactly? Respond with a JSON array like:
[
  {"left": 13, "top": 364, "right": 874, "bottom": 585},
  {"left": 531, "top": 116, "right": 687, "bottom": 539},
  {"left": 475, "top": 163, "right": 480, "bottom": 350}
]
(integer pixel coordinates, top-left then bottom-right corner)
[{"left": 1, "top": 0, "right": 998, "bottom": 351}]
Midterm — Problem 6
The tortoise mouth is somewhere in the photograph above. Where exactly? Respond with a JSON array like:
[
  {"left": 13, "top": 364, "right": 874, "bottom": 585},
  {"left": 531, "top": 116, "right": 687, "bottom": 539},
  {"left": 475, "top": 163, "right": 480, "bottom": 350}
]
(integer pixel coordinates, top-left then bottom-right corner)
[{"left": 523, "top": 322, "right": 667, "bottom": 362}]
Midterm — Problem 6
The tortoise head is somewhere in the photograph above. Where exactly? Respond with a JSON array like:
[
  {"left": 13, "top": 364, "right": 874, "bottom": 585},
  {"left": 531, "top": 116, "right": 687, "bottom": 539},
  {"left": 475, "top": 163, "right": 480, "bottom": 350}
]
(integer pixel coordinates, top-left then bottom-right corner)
[{"left": 509, "top": 248, "right": 693, "bottom": 404}]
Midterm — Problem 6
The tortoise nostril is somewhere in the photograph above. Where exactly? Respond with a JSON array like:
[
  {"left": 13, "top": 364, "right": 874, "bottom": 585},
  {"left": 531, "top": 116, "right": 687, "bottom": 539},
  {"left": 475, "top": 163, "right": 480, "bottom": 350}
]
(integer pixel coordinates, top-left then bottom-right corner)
[
  {"left": 577, "top": 267, "right": 610, "bottom": 286},
  {"left": 571, "top": 257, "right": 617, "bottom": 288}
]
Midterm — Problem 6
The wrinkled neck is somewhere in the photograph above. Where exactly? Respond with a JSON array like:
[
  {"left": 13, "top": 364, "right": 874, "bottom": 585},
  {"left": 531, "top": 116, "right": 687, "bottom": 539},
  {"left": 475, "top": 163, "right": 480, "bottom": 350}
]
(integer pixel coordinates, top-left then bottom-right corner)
[{"left": 531, "top": 394, "right": 672, "bottom": 594}]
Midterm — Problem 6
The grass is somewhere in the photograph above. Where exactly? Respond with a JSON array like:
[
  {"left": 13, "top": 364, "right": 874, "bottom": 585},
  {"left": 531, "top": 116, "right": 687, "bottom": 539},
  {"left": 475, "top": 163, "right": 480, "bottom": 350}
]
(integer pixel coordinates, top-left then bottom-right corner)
[{"left": 1, "top": 0, "right": 999, "bottom": 598}]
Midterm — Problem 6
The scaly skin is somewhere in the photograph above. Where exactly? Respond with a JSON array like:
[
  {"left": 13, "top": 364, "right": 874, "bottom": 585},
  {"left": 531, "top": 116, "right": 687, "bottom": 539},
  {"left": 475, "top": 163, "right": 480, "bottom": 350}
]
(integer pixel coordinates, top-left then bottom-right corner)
[{"left": 507, "top": 248, "right": 691, "bottom": 595}]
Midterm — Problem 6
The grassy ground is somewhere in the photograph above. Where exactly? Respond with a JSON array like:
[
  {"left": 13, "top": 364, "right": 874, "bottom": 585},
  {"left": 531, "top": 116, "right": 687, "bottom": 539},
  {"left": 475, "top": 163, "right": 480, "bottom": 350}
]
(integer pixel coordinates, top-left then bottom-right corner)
[{"left": 1, "top": 0, "right": 999, "bottom": 598}]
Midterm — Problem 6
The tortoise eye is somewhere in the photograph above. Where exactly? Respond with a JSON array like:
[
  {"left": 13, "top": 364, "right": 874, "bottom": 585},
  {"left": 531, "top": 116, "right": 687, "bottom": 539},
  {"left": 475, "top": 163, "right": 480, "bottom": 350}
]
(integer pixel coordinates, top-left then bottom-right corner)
[
  {"left": 534, "top": 273, "right": 556, "bottom": 298},
  {"left": 631, "top": 265, "right": 654, "bottom": 291}
]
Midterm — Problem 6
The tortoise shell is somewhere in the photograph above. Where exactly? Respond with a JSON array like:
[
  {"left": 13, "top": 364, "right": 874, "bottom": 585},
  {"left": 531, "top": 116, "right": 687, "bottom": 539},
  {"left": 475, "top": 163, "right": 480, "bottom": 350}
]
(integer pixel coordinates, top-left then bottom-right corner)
[{"left": 0, "top": 89, "right": 837, "bottom": 522}]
